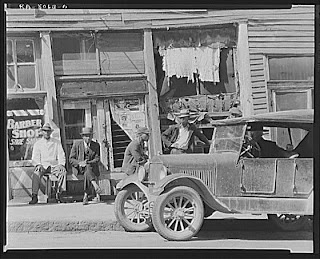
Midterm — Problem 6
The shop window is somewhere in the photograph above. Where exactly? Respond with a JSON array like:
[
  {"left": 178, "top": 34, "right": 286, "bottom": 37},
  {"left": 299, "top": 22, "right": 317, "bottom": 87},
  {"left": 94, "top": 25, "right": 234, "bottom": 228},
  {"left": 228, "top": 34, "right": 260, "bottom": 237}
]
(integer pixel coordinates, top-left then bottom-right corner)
[
  {"left": 52, "top": 33, "right": 97, "bottom": 75},
  {"left": 97, "top": 32, "right": 144, "bottom": 74},
  {"left": 7, "top": 98, "right": 44, "bottom": 161},
  {"left": 6, "top": 39, "right": 37, "bottom": 90}
]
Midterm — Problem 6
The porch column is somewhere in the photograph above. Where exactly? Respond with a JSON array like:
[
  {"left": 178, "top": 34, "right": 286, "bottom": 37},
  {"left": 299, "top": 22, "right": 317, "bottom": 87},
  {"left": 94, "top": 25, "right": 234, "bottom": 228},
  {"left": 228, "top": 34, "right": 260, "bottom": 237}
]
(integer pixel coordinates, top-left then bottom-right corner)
[
  {"left": 40, "top": 31, "right": 61, "bottom": 139},
  {"left": 143, "top": 29, "right": 162, "bottom": 157},
  {"left": 237, "top": 22, "right": 253, "bottom": 116}
]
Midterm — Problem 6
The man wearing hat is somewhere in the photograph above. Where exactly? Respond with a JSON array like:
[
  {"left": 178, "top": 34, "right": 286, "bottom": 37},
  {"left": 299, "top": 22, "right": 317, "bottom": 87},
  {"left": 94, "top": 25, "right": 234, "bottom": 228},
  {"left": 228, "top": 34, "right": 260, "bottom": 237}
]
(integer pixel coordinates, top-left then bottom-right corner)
[
  {"left": 248, "top": 124, "right": 298, "bottom": 158},
  {"left": 228, "top": 107, "right": 242, "bottom": 118},
  {"left": 122, "top": 127, "right": 150, "bottom": 176},
  {"left": 29, "top": 123, "right": 67, "bottom": 204},
  {"left": 69, "top": 127, "right": 102, "bottom": 205},
  {"left": 162, "top": 109, "right": 210, "bottom": 154}
]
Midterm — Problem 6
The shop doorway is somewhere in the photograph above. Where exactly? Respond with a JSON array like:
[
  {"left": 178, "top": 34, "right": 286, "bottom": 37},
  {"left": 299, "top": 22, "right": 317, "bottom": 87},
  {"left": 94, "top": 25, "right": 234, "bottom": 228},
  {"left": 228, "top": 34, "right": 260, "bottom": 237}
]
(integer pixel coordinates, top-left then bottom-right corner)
[{"left": 60, "top": 96, "right": 146, "bottom": 174}]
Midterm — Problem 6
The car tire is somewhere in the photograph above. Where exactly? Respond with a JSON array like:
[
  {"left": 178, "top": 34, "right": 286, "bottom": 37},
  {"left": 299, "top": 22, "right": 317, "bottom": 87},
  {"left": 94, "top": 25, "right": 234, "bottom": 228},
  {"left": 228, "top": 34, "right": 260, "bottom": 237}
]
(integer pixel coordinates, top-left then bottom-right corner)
[
  {"left": 268, "top": 214, "right": 308, "bottom": 231},
  {"left": 152, "top": 186, "right": 204, "bottom": 241},
  {"left": 114, "top": 185, "right": 153, "bottom": 232}
]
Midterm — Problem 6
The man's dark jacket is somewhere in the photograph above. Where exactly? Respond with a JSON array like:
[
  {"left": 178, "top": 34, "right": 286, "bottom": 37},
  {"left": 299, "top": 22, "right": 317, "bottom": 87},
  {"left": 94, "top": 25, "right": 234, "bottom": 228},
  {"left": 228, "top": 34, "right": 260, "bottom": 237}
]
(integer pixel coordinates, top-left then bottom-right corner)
[
  {"left": 122, "top": 139, "right": 147, "bottom": 176},
  {"left": 69, "top": 140, "right": 100, "bottom": 177},
  {"left": 161, "top": 123, "right": 210, "bottom": 152}
]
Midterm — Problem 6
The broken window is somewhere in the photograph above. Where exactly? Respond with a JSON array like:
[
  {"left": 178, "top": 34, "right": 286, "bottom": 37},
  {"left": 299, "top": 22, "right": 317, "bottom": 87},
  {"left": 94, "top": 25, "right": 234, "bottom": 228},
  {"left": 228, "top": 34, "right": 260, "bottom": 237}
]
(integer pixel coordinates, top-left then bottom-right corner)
[{"left": 6, "top": 39, "right": 37, "bottom": 90}]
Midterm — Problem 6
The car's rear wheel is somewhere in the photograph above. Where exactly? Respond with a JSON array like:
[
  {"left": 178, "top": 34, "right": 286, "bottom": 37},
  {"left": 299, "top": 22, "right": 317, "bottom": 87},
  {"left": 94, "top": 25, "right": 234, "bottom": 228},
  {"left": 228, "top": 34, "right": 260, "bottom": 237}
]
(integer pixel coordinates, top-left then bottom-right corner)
[
  {"left": 268, "top": 214, "right": 308, "bottom": 231},
  {"left": 114, "top": 185, "right": 152, "bottom": 232},
  {"left": 152, "top": 186, "right": 204, "bottom": 241}
]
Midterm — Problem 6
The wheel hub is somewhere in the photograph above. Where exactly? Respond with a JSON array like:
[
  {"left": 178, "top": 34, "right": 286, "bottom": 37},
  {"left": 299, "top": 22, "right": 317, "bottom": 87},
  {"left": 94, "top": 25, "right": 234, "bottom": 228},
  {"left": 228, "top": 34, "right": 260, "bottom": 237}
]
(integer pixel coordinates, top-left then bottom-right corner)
[
  {"left": 134, "top": 202, "right": 143, "bottom": 212},
  {"left": 173, "top": 208, "right": 185, "bottom": 219}
]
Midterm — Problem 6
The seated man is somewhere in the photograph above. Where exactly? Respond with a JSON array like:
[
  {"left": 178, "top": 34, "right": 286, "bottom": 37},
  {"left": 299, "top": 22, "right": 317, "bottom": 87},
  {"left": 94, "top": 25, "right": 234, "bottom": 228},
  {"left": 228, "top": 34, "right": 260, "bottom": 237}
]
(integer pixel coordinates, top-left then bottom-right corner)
[
  {"left": 69, "top": 127, "right": 102, "bottom": 205},
  {"left": 162, "top": 109, "right": 210, "bottom": 154},
  {"left": 29, "top": 123, "right": 67, "bottom": 204},
  {"left": 249, "top": 125, "right": 298, "bottom": 158},
  {"left": 122, "top": 127, "right": 150, "bottom": 176}
]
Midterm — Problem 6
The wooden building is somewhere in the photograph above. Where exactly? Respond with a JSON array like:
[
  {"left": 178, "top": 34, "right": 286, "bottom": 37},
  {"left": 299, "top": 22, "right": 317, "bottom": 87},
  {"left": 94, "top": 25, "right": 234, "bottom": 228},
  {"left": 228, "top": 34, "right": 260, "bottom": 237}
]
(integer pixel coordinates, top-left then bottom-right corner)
[{"left": 6, "top": 6, "right": 314, "bottom": 200}]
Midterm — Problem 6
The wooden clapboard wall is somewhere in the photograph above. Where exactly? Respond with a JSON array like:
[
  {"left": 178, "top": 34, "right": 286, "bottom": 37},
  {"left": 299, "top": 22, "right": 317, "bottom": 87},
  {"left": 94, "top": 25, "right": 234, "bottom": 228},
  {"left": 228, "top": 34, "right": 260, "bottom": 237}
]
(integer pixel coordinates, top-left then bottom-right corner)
[
  {"left": 6, "top": 5, "right": 315, "bottom": 115},
  {"left": 246, "top": 5, "right": 315, "bottom": 115}
]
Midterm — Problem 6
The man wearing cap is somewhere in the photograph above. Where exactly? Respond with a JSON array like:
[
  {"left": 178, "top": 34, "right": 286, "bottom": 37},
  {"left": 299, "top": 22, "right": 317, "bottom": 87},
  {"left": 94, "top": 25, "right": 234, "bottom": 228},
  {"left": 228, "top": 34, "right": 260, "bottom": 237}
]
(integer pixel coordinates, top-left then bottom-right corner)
[
  {"left": 29, "top": 123, "right": 67, "bottom": 204},
  {"left": 162, "top": 109, "right": 210, "bottom": 154},
  {"left": 69, "top": 127, "right": 102, "bottom": 205},
  {"left": 122, "top": 127, "right": 150, "bottom": 176}
]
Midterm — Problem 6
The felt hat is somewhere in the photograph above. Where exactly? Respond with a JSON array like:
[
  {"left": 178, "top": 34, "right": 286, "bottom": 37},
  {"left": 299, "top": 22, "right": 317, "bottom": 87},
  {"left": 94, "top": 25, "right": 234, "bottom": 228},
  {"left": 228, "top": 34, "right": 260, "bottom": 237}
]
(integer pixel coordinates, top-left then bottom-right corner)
[
  {"left": 136, "top": 127, "right": 150, "bottom": 135},
  {"left": 176, "top": 109, "right": 191, "bottom": 118},
  {"left": 80, "top": 127, "right": 93, "bottom": 135},
  {"left": 41, "top": 123, "right": 53, "bottom": 132},
  {"left": 229, "top": 107, "right": 242, "bottom": 116}
]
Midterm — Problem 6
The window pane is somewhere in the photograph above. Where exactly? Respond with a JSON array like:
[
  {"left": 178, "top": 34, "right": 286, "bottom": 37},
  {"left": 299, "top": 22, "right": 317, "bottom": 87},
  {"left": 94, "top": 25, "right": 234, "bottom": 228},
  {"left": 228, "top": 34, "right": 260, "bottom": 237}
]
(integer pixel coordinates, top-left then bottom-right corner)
[
  {"left": 16, "top": 40, "right": 34, "bottom": 63},
  {"left": 97, "top": 32, "right": 144, "bottom": 74},
  {"left": 52, "top": 33, "right": 96, "bottom": 75},
  {"left": 7, "top": 40, "right": 13, "bottom": 64},
  {"left": 275, "top": 91, "right": 308, "bottom": 111},
  {"left": 7, "top": 65, "right": 15, "bottom": 88},
  {"left": 269, "top": 57, "right": 314, "bottom": 81},
  {"left": 63, "top": 109, "right": 85, "bottom": 139},
  {"left": 17, "top": 65, "right": 35, "bottom": 88}
]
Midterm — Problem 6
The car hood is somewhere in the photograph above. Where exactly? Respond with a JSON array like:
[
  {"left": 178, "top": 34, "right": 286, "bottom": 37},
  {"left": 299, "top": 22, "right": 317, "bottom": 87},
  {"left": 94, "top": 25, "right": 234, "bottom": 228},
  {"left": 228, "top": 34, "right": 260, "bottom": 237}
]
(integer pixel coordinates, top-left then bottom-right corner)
[{"left": 151, "top": 153, "right": 218, "bottom": 171}]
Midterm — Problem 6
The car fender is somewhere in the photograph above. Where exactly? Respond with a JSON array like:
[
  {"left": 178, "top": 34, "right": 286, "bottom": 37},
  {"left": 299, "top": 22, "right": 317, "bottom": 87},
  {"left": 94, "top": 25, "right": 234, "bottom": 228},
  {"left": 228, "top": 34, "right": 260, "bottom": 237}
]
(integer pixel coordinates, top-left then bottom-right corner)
[
  {"left": 116, "top": 174, "right": 152, "bottom": 201},
  {"left": 305, "top": 190, "right": 313, "bottom": 215},
  {"left": 151, "top": 174, "right": 236, "bottom": 214}
]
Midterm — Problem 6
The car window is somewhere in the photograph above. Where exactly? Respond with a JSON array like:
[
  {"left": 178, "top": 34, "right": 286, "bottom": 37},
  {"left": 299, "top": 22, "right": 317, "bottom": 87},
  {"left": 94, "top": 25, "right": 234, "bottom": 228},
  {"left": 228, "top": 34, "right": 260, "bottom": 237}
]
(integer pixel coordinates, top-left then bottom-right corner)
[{"left": 210, "top": 124, "right": 246, "bottom": 153}]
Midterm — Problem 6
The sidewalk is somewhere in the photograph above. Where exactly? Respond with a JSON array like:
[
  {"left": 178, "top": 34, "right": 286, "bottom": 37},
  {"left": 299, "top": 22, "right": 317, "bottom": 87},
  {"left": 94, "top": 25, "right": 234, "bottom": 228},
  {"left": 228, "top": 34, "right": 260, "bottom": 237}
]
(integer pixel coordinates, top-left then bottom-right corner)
[{"left": 7, "top": 197, "right": 125, "bottom": 232}]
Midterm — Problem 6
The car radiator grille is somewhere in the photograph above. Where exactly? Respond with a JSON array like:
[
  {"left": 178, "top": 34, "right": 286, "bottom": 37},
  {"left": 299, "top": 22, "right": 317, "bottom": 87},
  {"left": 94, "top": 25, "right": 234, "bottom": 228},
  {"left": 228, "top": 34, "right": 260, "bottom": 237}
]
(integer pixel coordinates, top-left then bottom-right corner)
[{"left": 179, "top": 169, "right": 214, "bottom": 193}]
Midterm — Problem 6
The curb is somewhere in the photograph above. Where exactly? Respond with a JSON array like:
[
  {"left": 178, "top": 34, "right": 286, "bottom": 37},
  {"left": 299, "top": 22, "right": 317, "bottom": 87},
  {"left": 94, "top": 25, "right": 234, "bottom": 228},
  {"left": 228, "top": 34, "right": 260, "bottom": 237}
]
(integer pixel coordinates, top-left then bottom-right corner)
[{"left": 7, "top": 220, "right": 125, "bottom": 232}]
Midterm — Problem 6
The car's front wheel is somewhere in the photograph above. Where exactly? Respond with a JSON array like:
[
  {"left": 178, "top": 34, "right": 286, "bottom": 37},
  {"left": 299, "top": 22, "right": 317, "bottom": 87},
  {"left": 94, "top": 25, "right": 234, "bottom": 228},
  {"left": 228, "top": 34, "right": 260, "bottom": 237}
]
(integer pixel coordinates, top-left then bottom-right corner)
[
  {"left": 268, "top": 214, "right": 309, "bottom": 231},
  {"left": 114, "top": 185, "right": 153, "bottom": 232},
  {"left": 152, "top": 186, "right": 204, "bottom": 241}
]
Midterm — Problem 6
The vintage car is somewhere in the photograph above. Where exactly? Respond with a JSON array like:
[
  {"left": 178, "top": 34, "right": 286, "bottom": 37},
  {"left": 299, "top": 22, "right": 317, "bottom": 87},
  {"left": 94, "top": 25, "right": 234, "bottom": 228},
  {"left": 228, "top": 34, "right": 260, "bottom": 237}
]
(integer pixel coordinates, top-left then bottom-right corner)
[{"left": 114, "top": 109, "right": 314, "bottom": 241}]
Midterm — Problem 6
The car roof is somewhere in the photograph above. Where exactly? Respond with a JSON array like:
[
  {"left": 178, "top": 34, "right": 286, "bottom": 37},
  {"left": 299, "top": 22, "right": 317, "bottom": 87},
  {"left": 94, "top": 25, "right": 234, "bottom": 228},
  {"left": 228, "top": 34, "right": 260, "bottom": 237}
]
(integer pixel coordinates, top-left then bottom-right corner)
[{"left": 211, "top": 109, "right": 314, "bottom": 129}]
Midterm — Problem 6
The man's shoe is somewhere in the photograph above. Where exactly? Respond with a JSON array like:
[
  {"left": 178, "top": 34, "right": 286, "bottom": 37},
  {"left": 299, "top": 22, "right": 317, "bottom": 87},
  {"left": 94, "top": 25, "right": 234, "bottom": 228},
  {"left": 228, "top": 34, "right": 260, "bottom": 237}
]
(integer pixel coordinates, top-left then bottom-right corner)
[
  {"left": 92, "top": 196, "right": 100, "bottom": 203},
  {"left": 83, "top": 196, "right": 89, "bottom": 205},
  {"left": 29, "top": 194, "right": 38, "bottom": 205}
]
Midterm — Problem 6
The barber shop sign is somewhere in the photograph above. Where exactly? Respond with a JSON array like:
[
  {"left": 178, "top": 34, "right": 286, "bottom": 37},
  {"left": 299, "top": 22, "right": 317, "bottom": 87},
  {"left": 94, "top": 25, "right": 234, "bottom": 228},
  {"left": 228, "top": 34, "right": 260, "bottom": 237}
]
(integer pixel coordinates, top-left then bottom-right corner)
[{"left": 7, "top": 109, "right": 44, "bottom": 161}]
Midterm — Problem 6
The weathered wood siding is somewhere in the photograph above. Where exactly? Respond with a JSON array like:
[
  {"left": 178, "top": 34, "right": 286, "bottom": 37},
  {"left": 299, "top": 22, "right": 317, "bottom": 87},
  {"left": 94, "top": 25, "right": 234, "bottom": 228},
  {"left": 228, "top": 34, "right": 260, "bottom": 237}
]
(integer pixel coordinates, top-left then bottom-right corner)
[
  {"left": 6, "top": 5, "right": 314, "bottom": 117},
  {"left": 247, "top": 5, "right": 314, "bottom": 114}
]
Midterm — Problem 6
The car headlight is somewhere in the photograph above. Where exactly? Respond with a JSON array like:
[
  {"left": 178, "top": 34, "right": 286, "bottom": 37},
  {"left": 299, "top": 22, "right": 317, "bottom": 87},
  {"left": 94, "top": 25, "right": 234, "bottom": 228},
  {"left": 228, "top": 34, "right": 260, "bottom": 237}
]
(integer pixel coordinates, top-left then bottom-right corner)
[{"left": 159, "top": 165, "right": 168, "bottom": 180}]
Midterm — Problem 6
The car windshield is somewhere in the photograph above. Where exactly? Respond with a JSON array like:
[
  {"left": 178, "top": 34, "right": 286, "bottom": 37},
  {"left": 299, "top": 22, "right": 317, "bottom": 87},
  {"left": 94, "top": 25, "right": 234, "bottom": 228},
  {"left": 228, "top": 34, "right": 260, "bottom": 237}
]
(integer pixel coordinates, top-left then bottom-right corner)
[{"left": 210, "top": 124, "right": 246, "bottom": 153}]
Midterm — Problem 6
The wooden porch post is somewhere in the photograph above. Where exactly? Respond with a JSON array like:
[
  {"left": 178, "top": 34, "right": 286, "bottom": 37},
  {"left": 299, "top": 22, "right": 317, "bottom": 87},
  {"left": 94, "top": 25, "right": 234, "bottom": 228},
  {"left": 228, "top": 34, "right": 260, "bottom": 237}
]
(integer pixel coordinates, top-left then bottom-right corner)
[
  {"left": 40, "top": 31, "right": 61, "bottom": 139},
  {"left": 237, "top": 22, "right": 253, "bottom": 116},
  {"left": 143, "top": 29, "right": 162, "bottom": 157}
]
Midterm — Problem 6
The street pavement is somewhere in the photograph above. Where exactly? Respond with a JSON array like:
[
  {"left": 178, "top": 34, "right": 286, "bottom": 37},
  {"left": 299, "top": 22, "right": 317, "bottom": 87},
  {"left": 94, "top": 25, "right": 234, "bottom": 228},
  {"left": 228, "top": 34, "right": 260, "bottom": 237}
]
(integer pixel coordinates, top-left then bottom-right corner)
[
  {"left": 7, "top": 197, "right": 124, "bottom": 232},
  {"left": 6, "top": 196, "right": 270, "bottom": 233}
]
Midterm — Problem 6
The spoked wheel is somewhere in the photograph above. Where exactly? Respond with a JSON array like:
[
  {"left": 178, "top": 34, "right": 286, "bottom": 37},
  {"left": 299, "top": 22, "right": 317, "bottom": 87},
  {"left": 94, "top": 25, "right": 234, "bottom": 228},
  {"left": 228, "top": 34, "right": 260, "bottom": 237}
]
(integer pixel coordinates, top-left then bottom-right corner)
[
  {"left": 114, "top": 185, "right": 152, "bottom": 232},
  {"left": 152, "top": 186, "right": 204, "bottom": 241},
  {"left": 268, "top": 214, "right": 309, "bottom": 231}
]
